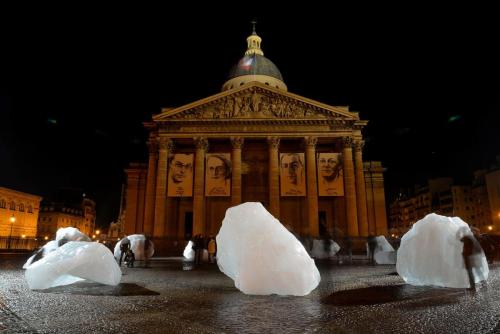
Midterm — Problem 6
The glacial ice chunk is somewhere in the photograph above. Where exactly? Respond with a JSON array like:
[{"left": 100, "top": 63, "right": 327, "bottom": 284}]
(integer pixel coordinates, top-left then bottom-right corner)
[
  {"left": 310, "top": 239, "right": 340, "bottom": 259},
  {"left": 23, "top": 227, "right": 91, "bottom": 269},
  {"left": 114, "top": 234, "right": 154, "bottom": 261},
  {"left": 25, "top": 241, "right": 121, "bottom": 290},
  {"left": 56, "top": 226, "right": 91, "bottom": 242},
  {"left": 216, "top": 202, "right": 320, "bottom": 296},
  {"left": 183, "top": 240, "right": 195, "bottom": 261},
  {"left": 397, "top": 213, "right": 489, "bottom": 288}
]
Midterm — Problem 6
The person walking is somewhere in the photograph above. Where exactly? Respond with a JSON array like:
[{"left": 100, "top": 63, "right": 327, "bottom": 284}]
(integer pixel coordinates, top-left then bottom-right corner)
[
  {"left": 208, "top": 236, "right": 217, "bottom": 263},
  {"left": 119, "top": 235, "right": 131, "bottom": 266},
  {"left": 367, "top": 235, "right": 377, "bottom": 265}
]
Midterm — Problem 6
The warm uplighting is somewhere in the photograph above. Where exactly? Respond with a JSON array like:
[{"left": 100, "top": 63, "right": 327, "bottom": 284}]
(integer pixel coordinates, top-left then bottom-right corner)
[
  {"left": 92, "top": 235, "right": 96, "bottom": 239},
  {"left": 44, "top": 236, "right": 49, "bottom": 240},
  {"left": 95, "top": 230, "right": 100, "bottom": 235},
  {"left": 498, "top": 212, "right": 500, "bottom": 218},
  {"left": 21, "top": 234, "right": 26, "bottom": 239},
  {"left": 488, "top": 226, "right": 493, "bottom": 231},
  {"left": 9, "top": 215, "right": 16, "bottom": 223}
]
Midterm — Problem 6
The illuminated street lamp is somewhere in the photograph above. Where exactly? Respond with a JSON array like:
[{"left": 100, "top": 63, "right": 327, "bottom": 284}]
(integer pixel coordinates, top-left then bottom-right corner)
[
  {"left": 488, "top": 226, "right": 493, "bottom": 231},
  {"left": 7, "top": 215, "right": 16, "bottom": 249}
]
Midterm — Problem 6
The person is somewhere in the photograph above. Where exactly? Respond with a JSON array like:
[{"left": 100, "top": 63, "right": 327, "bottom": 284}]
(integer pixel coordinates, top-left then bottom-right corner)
[
  {"left": 367, "top": 235, "right": 377, "bottom": 265},
  {"left": 124, "top": 249, "right": 135, "bottom": 268},
  {"left": 280, "top": 153, "right": 305, "bottom": 195},
  {"left": 461, "top": 233, "right": 476, "bottom": 290},
  {"left": 119, "top": 236, "right": 131, "bottom": 266},
  {"left": 344, "top": 236, "right": 353, "bottom": 265},
  {"left": 208, "top": 236, "right": 217, "bottom": 263},
  {"left": 194, "top": 234, "right": 204, "bottom": 265},
  {"left": 206, "top": 154, "right": 232, "bottom": 196},
  {"left": 317, "top": 153, "right": 343, "bottom": 196}
]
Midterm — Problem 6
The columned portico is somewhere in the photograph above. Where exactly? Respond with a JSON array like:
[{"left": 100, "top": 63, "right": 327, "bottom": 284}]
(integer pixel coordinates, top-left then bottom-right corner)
[
  {"left": 193, "top": 137, "right": 209, "bottom": 235},
  {"left": 343, "top": 136, "right": 359, "bottom": 237},
  {"left": 354, "top": 140, "right": 369, "bottom": 237},
  {"left": 153, "top": 137, "right": 172, "bottom": 237},
  {"left": 267, "top": 137, "right": 280, "bottom": 219},
  {"left": 230, "top": 137, "right": 244, "bottom": 206},
  {"left": 143, "top": 138, "right": 158, "bottom": 236},
  {"left": 305, "top": 136, "right": 319, "bottom": 237}
]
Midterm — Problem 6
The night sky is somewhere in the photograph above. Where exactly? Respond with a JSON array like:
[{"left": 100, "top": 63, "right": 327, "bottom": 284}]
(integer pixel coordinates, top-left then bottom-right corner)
[{"left": 1, "top": 6, "right": 499, "bottom": 227}]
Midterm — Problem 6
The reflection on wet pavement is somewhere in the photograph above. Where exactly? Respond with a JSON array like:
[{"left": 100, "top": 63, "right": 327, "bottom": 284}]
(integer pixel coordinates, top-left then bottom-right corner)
[{"left": 39, "top": 282, "right": 160, "bottom": 296}]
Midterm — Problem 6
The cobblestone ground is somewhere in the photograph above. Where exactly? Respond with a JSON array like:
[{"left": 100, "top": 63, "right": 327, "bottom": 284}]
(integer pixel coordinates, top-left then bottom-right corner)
[{"left": 1, "top": 255, "right": 500, "bottom": 333}]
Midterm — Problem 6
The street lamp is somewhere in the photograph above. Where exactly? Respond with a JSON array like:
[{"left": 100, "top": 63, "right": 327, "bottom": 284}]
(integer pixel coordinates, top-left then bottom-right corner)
[{"left": 7, "top": 215, "right": 16, "bottom": 249}]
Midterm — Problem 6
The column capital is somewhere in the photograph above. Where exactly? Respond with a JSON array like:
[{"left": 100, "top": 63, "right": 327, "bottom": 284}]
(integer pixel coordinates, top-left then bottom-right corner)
[
  {"left": 230, "top": 137, "right": 245, "bottom": 149},
  {"left": 304, "top": 136, "right": 318, "bottom": 148},
  {"left": 158, "top": 137, "right": 174, "bottom": 150},
  {"left": 194, "top": 137, "right": 209, "bottom": 151},
  {"left": 267, "top": 136, "right": 280, "bottom": 149},
  {"left": 147, "top": 138, "right": 158, "bottom": 154},
  {"left": 353, "top": 140, "right": 365, "bottom": 151},
  {"left": 342, "top": 136, "right": 353, "bottom": 149}
]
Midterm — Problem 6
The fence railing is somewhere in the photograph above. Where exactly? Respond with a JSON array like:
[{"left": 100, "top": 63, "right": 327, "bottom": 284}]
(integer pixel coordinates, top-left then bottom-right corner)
[{"left": 0, "top": 237, "right": 41, "bottom": 250}]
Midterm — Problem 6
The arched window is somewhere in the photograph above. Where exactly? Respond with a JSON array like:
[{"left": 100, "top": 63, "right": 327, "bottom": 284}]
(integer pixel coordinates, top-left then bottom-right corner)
[
  {"left": 9, "top": 201, "right": 16, "bottom": 210},
  {"left": 18, "top": 203, "right": 25, "bottom": 212},
  {"left": 0, "top": 199, "right": 5, "bottom": 209}
]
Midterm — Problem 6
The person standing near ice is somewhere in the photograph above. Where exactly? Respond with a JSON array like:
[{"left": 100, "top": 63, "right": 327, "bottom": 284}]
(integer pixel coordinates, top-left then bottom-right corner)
[{"left": 119, "top": 236, "right": 131, "bottom": 266}]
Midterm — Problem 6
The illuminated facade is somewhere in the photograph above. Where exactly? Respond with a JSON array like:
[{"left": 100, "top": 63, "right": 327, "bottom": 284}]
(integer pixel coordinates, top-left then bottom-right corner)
[
  {"left": 124, "top": 30, "right": 388, "bottom": 253},
  {"left": 0, "top": 187, "right": 42, "bottom": 249}
]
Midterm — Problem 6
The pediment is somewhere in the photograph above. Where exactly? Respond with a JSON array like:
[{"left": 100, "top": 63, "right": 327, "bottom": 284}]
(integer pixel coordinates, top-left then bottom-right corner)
[{"left": 153, "top": 82, "right": 358, "bottom": 122}]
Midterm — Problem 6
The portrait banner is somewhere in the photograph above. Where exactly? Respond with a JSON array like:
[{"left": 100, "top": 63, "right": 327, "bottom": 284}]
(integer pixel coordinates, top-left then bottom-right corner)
[
  {"left": 205, "top": 153, "right": 232, "bottom": 196},
  {"left": 280, "top": 153, "right": 306, "bottom": 196},
  {"left": 167, "top": 154, "right": 194, "bottom": 197},
  {"left": 317, "top": 153, "right": 344, "bottom": 196}
]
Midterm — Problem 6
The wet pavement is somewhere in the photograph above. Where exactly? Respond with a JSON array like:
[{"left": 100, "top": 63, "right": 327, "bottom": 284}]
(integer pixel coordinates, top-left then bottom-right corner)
[{"left": 1, "top": 255, "right": 500, "bottom": 333}]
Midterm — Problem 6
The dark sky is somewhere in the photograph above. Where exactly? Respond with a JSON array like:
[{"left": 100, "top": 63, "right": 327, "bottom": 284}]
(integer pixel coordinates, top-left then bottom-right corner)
[{"left": 1, "top": 5, "right": 499, "bottom": 227}]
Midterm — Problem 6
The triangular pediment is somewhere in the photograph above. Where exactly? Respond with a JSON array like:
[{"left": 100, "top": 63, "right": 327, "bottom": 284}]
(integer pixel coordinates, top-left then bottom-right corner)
[{"left": 153, "top": 82, "right": 358, "bottom": 122}]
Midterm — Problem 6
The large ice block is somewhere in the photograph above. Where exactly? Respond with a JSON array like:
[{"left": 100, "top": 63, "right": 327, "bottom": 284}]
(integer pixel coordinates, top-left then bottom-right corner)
[
  {"left": 25, "top": 241, "right": 121, "bottom": 290},
  {"left": 310, "top": 239, "right": 340, "bottom": 259},
  {"left": 56, "top": 226, "right": 91, "bottom": 242},
  {"left": 183, "top": 240, "right": 195, "bottom": 261},
  {"left": 114, "top": 234, "right": 154, "bottom": 261},
  {"left": 366, "top": 236, "right": 397, "bottom": 264},
  {"left": 216, "top": 202, "right": 320, "bottom": 296},
  {"left": 396, "top": 213, "right": 489, "bottom": 288}
]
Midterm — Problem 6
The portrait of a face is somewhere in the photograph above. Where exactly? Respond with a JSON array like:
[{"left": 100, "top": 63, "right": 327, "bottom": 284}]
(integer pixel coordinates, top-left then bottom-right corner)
[
  {"left": 317, "top": 153, "right": 344, "bottom": 196},
  {"left": 168, "top": 154, "right": 193, "bottom": 197},
  {"left": 205, "top": 153, "right": 231, "bottom": 196},
  {"left": 280, "top": 153, "right": 306, "bottom": 196}
]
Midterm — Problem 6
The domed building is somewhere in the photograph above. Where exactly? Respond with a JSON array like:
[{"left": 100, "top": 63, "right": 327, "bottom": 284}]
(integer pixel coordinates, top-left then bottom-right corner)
[{"left": 123, "top": 28, "right": 388, "bottom": 254}]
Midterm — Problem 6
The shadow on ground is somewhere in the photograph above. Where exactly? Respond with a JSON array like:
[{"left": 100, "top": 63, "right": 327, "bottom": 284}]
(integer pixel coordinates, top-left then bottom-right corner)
[
  {"left": 322, "top": 284, "right": 463, "bottom": 306},
  {"left": 37, "top": 282, "right": 160, "bottom": 296}
]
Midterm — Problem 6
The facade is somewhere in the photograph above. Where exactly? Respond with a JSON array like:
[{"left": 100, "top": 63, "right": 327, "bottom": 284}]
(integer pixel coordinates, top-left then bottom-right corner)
[
  {"left": 37, "top": 195, "right": 96, "bottom": 239},
  {"left": 0, "top": 187, "right": 42, "bottom": 249},
  {"left": 124, "top": 30, "right": 388, "bottom": 254}
]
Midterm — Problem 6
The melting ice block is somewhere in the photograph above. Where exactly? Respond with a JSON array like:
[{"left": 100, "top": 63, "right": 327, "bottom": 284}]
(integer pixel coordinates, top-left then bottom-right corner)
[
  {"left": 397, "top": 213, "right": 489, "bottom": 288},
  {"left": 183, "top": 240, "right": 195, "bottom": 261},
  {"left": 114, "top": 234, "right": 154, "bottom": 261},
  {"left": 25, "top": 241, "right": 121, "bottom": 290},
  {"left": 216, "top": 202, "right": 320, "bottom": 296},
  {"left": 310, "top": 239, "right": 340, "bottom": 259},
  {"left": 56, "top": 226, "right": 91, "bottom": 242},
  {"left": 23, "top": 227, "right": 91, "bottom": 269}
]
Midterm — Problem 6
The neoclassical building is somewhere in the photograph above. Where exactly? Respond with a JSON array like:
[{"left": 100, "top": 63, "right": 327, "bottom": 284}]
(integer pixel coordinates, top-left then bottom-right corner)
[{"left": 124, "top": 29, "right": 387, "bottom": 254}]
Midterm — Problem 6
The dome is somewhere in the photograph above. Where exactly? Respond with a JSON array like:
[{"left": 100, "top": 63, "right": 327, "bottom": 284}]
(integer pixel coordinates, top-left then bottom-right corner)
[
  {"left": 227, "top": 54, "right": 284, "bottom": 82},
  {"left": 222, "top": 27, "right": 287, "bottom": 92}
]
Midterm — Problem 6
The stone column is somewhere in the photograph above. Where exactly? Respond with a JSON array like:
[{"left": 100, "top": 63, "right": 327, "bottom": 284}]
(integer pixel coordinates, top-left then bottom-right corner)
[
  {"left": 230, "top": 137, "right": 244, "bottom": 206},
  {"left": 153, "top": 137, "right": 173, "bottom": 238},
  {"left": 305, "top": 136, "right": 319, "bottom": 237},
  {"left": 193, "top": 137, "right": 209, "bottom": 236},
  {"left": 354, "top": 140, "right": 369, "bottom": 237},
  {"left": 343, "top": 137, "right": 359, "bottom": 237},
  {"left": 143, "top": 139, "right": 158, "bottom": 236},
  {"left": 267, "top": 137, "right": 280, "bottom": 219}
]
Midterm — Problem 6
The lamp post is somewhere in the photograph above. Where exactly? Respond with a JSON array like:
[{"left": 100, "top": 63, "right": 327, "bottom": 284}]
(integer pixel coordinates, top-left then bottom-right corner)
[{"left": 7, "top": 215, "right": 16, "bottom": 249}]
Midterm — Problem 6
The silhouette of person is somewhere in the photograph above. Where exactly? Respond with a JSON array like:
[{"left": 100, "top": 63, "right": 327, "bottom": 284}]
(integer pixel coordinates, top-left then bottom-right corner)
[
  {"left": 119, "top": 236, "right": 131, "bottom": 266},
  {"left": 367, "top": 235, "right": 377, "bottom": 265}
]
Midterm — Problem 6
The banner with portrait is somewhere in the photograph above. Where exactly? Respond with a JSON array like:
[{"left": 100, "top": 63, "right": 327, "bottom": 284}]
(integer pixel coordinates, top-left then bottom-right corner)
[
  {"left": 167, "top": 154, "right": 194, "bottom": 197},
  {"left": 317, "top": 153, "right": 344, "bottom": 196},
  {"left": 205, "top": 153, "right": 232, "bottom": 196},
  {"left": 280, "top": 153, "right": 306, "bottom": 196}
]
